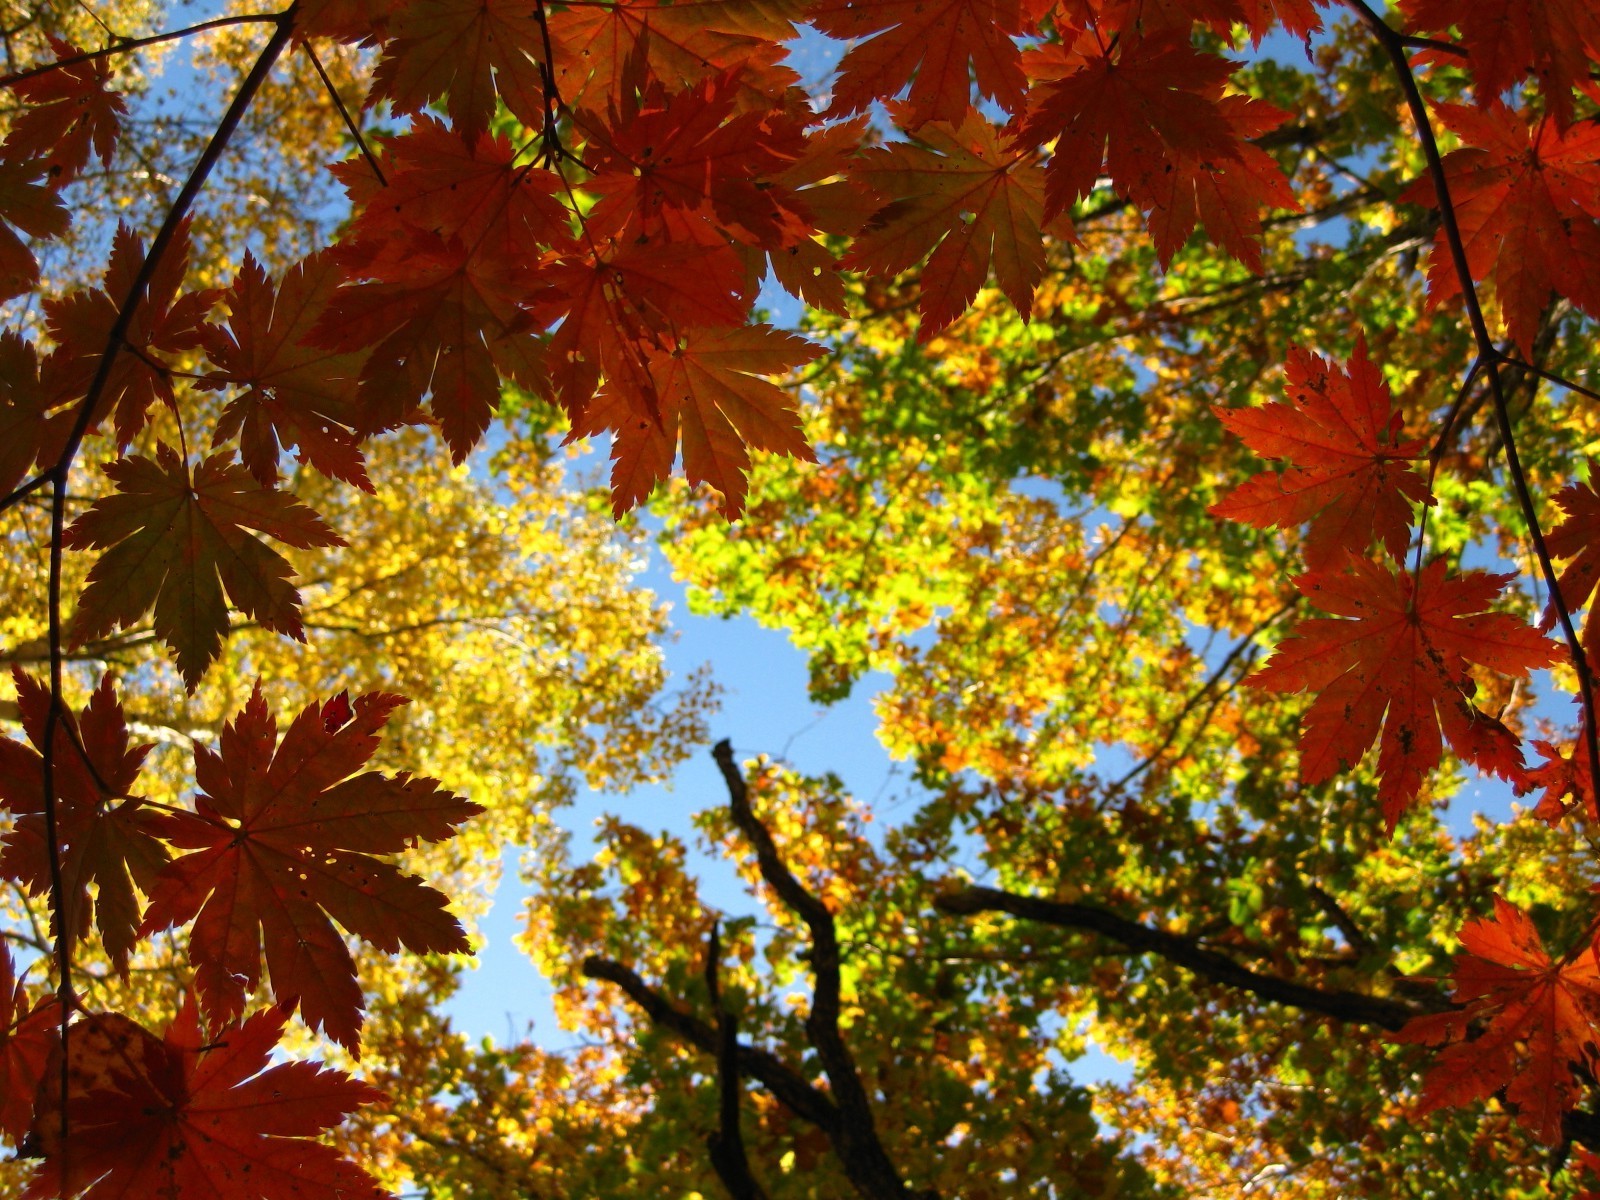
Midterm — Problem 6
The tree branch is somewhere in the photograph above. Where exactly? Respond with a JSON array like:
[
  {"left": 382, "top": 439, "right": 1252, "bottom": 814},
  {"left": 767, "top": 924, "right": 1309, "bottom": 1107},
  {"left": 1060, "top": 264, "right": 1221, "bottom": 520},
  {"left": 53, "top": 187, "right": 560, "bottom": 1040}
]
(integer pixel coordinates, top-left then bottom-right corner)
[
  {"left": 934, "top": 886, "right": 1423, "bottom": 1031},
  {"left": 713, "top": 739, "right": 932, "bottom": 1200}
]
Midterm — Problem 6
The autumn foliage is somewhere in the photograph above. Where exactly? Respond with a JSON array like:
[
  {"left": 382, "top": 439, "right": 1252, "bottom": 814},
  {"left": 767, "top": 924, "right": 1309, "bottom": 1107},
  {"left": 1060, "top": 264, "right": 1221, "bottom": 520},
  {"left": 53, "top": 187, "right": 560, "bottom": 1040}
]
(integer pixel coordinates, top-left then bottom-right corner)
[{"left": 3, "top": 0, "right": 1600, "bottom": 1195}]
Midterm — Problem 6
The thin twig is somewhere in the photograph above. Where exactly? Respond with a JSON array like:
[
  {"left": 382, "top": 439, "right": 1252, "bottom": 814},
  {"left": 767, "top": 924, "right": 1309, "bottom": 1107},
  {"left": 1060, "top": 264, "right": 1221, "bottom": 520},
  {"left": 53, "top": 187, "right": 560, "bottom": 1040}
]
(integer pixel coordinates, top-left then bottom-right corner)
[{"left": 0, "top": 12, "right": 283, "bottom": 88}]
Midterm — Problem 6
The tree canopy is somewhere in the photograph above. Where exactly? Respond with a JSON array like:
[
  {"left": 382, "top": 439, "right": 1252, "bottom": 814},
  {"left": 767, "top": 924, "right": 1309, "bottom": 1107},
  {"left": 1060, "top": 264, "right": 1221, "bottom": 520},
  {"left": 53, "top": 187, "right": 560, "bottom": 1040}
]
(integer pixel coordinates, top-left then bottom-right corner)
[{"left": 3, "top": 0, "right": 1600, "bottom": 1197}]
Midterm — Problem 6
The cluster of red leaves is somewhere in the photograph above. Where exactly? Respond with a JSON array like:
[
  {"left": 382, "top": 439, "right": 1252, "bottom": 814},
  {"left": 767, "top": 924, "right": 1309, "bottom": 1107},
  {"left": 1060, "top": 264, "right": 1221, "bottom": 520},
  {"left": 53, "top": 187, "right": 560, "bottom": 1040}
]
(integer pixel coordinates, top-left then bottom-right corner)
[
  {"left": 1395, "top": 896, "right": 1600, "bottom": 1145},
  {"left": 0, "top": 677, "right": 477, "bottom": 1194}
]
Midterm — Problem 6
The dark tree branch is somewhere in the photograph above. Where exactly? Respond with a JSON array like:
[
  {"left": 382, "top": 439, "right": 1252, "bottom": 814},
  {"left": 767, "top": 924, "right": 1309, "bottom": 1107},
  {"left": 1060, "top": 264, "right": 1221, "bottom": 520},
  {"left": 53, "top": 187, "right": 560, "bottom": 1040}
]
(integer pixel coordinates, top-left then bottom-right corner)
[
  {"left": 704, "top": 921, "right": 770, "bottom": 1200},
  {"left": 580, "top": 956, "right": 840, "bottom": 1133},
  {"left": 934, "top": 886, "right": 1424, "bottom": 1031},
  {"left": 713, "top": 740, "right": 933, "bottom": 1200}
]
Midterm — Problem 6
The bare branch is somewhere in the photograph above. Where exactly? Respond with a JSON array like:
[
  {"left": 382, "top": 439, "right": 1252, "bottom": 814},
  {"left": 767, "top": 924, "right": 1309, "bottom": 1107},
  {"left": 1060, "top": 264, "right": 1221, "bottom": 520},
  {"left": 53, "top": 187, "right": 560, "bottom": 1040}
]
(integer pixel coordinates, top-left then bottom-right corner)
[{"left": 934, "top": 885, "right": 1425, "bottom": 1031}]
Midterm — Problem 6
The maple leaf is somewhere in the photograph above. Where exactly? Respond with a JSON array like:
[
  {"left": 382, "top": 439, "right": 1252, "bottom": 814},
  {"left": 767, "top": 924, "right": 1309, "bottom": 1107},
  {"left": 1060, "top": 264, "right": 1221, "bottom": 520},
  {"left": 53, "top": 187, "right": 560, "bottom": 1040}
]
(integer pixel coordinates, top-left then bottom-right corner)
[
  {"left": 582, "top": 75, "right": 808, "bottom": 249},
  {"left": 1517, "top": 734, "right": 1595, "bottom": 823},
  {"left": 201, "top": 251, "right": 373, "bottom": 491},
  {"left": 0, "top": 670, "right": 166, "bottom": 971},
  {"left": 62, "top": 445, "right": 345, "bottom": 689},
  {"left": 1144, "top": 92, "right": 1297, "bottom": 271},
  {"left": 1399, "top": 104, "right": 1600, "bottom": 357},
  {"left": 1, "top": 37, "right": 126, "bottom": 186},
  {"left": 548, "top": 0, "right": 805, "bottom": 115},
  {"left": 1394, "top": 896, "right": 1600, "bottom": 1143},
  {"left": 1017, "top": 33, "right": 1246, "bottom": 224},
  {"left": 139, "top": 686, "right": 482, "bottom": 1051},
  {"left": 843, "top": 111, "right": 1047, "bottom": 339},
  {"left": 570, "top": 323, "right": 820, "bottom": 518},
  {"left": 1400, "top": 0, "right": 1600, "bottom": 130},
  {"left": 812, "top": 0, "right": 1030, "bottom": 128},
  {"left": 25, "top": 999, "right": 386, "bottom": 1200},
  {"left": 0, "top": 948, "right": 55, "bottom": 1143},
  {"left": 318, "top": 125, "right": 571, "bottom": 459},
  {"left": 368, "top": 0, "right": 549, "bottom": 141},
  {"left": 1540, "top": 471, "right": 1600, "bottom": 668},
  {"left": 1248, "top": 557, "right": 1558, "bottom": 830},
  {"left": 0, "top": 157, "right": 69, "bottom": 303},
  {"left": 1209, "top": 337, "right": 1431, "bottom": 567},
  {"left": 0, "top": 332, "right": 56, "bottom": 497},
  {"left": 540, "top": 230, "right": 753, "bottom": 419},
  {"left": 43, "top": 221, "right": 216, "bottom": 448}
]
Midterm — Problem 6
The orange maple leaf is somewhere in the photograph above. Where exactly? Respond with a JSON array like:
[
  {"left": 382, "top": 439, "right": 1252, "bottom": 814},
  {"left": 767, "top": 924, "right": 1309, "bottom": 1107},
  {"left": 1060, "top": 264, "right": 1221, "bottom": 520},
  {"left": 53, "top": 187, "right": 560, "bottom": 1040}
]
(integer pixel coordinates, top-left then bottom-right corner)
[
  {"left": 62, "top": 445, "right": 345, "bottom": 689},
  {"left": 24, "top": 999, "right": 386, "bottom": 1200},
  {"left": 844, "top": 111, "right": 1047, "bottom": 339},
  {"left": 1248, "top": 557, "right": 1558, "bottom": 830},
  {"left": 138, "top": 687, "right": 482, "bottom": 1051},
  {"left": 0, "top": 670, "right": 165, "bottom": 972},
  {"left": 570, "top": 323, "right": 820, "bottom": 518},
  {"left": 1394, "top": 896, "right": 1600, "bottom": 1144},
  {"left": 1400, "top": 104, "right": 1600, "bottom": 357},
  {"left": 1517, "top": 733, "right": 1595, "bottom": 824},
  {"left": 1210, "top": 337, "right": 1431, "bottom": 568}
]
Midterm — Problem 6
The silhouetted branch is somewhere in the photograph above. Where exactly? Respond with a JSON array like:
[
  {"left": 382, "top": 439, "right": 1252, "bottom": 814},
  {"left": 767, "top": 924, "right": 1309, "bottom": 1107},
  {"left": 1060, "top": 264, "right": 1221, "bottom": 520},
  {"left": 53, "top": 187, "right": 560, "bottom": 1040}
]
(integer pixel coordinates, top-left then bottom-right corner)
[
  {"left": 581, "top": 956, "right": 839, "bottom": 1132},
  {"left": 713, "top": 740, "right": 933, "bottom": 1200},
  {"left": 704, "top": 921, "right": 769, "bottom": 1200},
  {"left": 934, "top": 886, "right": 1423, "bottom": 1031}
]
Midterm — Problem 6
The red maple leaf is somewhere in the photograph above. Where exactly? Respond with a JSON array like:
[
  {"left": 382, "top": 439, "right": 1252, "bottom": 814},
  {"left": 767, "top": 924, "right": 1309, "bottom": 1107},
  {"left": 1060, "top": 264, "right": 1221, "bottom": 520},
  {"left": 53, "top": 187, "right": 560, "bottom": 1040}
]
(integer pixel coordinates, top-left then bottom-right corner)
[
  {"left": 0, "top": 670, "right": 166, "bottom": 971},
  {"left": 582, "top": 75, "right": 808, "bottom": 250},
  {"left": 1017, "top": 33, "right": 1247, "bottom": 224},
  {"left": 1248, "top": 556, "right": 1558, "bottom": 830},
  {"left": 318, "top": 124, "right": 570, "bottom": 458},
  {"left": 812, "top": 0, "right": 1030, "bottom": 128},
  {"left": 138, "top": 686, "right": 482, "bottom": 1051},
  {"left": 1, "top": 37, "right": 126, "bottom": 186},
  {"left": 1400, "top": 0, "right": 1600, "bottom": 130},
  {"left": 0, "top": 158, "right": 69, "bottom": 304},
  {"left": 0, "top": 332, "right": 59, "bottom": 498},
  {"left": 1209, "top": 337, "right": 1431, "bottom": 567},
  {"left": 24, "top": 999, "right": 386, "bottom": 1200},
  {"left": 1517, "top": 733, "right": 1595, "bottom": 823},
  {"left": 62, "top": 445, "right": 345, "bottom": 689},
  {"left": 843, "top": 111, "right": 1048, "bottom": 339},
  {"left": 1394, "top": 896, "right": 1600, "bottom": 1143},
  {"left": 42, "top": 221, "right": 216, "bottom": 448},
  {"left": 0, "top": 948, "right": 55, "bottom": 1143},
  {"left": 201, "top": 251, "right": 373, "bottom": 491},
  {"left": 1400, "top": 104, "right": 1600, "bottom": 357}
]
